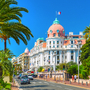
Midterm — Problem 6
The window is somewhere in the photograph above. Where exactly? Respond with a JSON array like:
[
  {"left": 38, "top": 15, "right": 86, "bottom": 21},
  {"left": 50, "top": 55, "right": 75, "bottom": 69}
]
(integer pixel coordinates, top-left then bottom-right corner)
[
  {"left": 65, "top": 46, "right": 67, "bottom": 48},
  {"left": 57, "top": 45, "right": 59, "bottom": 48},
  {"left": 49, "top": 56, "right": 50, "bottom": 60},
  {"left": 71, "top": 45, "right": 73, "bottom": 48},
  {"left": 57, "top": 41, "right": 59, "bottom": 44},
  {"left": 53, "top": 33, "right": 56, "bottom": 37},
  {"left": 48, "top": 34, "right": 49, "bottom": 37},
  {"left": 49, "top": 41, "right": 51, "bottom": 44},
  {"left": 49, "top": 51, "right": 50, "bottom": 54},
  {"left": 57, "top": 61, "right": 59, "bottom": 64},
  {"left": 57, "top": 56, "right": 59, "bottom": 60},
  {"left": 71, "top": 41, "right": 73, "bottom": 44},
  {"left": 58, "top": 34, "right": 60, "bottom": 37},
  {"left": 63, "top": 30, "right": 65, "bottom": 33},
  {"left": 57, "top": 51, "right": 59, "bottom": 54},
  {"left": 53, "top": 41, "right": 55, "bottom": 44},
  {"left": 57, "top": 30, "right": 59, "bottom": 33},
  {"left": 71, "top": 56, "right": 73, "bottom": 60},
  {"left": 65, "top": 56, "right": 67, "bottom": 59},
  {"left": 53, "top": 45, "right": 55, "bottom": 48},
  {"left": 71, "top": 50, "right": 73, "bottom": 54},
  {"left": 49, "top": 46, "right": 51, "bottom": 48},
  {"left": 50, "top": 30, "right": 52, "bottom": 33}
]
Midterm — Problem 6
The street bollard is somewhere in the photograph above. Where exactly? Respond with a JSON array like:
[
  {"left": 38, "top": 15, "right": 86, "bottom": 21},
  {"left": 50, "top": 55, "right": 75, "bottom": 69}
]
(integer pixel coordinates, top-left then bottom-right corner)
[
  {"left": 82, "top": 81, "right": 83, "bottom": 85},
  {"left": 69, "top": 80, "right": 71, "bottom": 84},
  {"left": 86, "top": 82, "right": 88, "bottom": 86}
]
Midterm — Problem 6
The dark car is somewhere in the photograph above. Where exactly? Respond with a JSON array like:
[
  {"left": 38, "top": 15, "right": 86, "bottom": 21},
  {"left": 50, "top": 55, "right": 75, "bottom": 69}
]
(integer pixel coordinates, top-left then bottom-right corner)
[
  {"left": 18, "top": 74, "right": 22, "bottom": 79},
  {"left": 20, "top": 75, "right": 30, "bottom": 84},
  {"left": 32, "top": 74, "right": 37, "bottom": 78}
]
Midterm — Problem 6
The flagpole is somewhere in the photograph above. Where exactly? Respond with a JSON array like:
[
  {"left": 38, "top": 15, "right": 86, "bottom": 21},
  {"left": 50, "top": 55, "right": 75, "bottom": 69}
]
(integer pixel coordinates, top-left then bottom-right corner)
[{"left": 56, "top": 11, "right": 57, "bottom": 18}]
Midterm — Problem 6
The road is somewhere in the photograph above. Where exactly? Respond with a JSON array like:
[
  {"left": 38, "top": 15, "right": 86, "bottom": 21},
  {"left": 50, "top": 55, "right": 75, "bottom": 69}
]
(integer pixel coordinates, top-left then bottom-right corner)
[{"left": 15, "top": 77, "right": 89, "bottom": 90}]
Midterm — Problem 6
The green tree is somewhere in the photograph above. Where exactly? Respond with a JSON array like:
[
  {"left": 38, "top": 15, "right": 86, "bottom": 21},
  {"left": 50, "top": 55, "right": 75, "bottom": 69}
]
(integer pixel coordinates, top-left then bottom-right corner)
[
  {"left": 0, "top": 49, "right": 14, "bottom": 81},
  {"left": 83, "top": 25, "right": 90, "bottom": 40},
  {"left": 38, "top": 67, "right": 43, "bottom": 72},
  {"left": 66, "top": 61, "right": 77, "bottom": 69},
  {"left": 67, "top": 64, "right": 78, "bottom": 75},
  {"left": 0, "top": 0, "right": 33, "bottom": 51},
  {"left": 80, "top": 39, "right": 90, "bottom": 75}
]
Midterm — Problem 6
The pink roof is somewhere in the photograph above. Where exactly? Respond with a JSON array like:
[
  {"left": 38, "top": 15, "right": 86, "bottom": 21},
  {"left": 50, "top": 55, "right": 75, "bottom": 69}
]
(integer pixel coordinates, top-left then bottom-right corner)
[
  {"left": 48, "top": 24, "right": 65, "bottom": 38},
  {"left": 24, "top": 48, "right": 29, "bottom": 54}
]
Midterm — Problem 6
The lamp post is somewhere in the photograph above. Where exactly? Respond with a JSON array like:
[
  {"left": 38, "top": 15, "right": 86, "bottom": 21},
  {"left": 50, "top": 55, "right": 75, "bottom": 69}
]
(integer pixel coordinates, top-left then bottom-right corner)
[
  {"left": 77, "top": 39, "right": 81, "bottom": 83},
  {"left": 53, "top": 51, "right": 56, "bottom": 81}
]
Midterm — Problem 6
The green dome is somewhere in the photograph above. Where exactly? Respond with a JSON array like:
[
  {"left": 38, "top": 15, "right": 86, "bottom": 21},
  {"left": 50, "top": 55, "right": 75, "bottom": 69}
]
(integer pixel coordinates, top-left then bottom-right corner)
[{"left": 53, "top": 18, "right": 60, "bottom": 24}]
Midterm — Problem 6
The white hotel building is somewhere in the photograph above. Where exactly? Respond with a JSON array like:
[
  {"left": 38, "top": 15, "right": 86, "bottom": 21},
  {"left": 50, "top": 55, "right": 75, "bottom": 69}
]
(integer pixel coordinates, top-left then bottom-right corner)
[{"left": 29, "top": 18, "right": 86, "bottom": 72}]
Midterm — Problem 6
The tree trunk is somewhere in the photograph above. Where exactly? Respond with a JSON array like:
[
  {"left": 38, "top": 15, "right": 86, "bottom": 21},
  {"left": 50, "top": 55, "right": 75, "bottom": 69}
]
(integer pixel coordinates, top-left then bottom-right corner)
[{"left": 4, "top": 39, "right": 6, "bottom": 52}]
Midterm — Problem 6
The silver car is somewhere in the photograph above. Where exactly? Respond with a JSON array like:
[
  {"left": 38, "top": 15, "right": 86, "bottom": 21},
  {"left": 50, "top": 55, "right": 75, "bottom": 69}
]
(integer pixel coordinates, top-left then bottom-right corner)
[
  {"left": 28, "top": 75, "right": 33, "bottom": 80},
  {"left": 21, "top": 75, "right": 30, "bottom": 84}
]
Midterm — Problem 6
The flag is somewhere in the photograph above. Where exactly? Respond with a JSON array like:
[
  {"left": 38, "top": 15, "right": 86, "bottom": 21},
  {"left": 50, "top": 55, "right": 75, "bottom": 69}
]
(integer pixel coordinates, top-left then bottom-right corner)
[{"left": 58, "top": 12, "right": 61, "bottom": 15}]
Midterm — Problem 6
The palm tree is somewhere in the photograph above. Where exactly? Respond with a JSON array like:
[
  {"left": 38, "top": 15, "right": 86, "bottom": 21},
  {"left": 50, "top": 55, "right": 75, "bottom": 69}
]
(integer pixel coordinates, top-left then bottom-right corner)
[
  {"left": 83, "top": 25, "right": 90, "bottom": 40},
  {"left": 0, "top": 0, "right": 33, "bottom": 51},
  {"left": 0, "top": 49, "right": 14, "bottom": 80}
]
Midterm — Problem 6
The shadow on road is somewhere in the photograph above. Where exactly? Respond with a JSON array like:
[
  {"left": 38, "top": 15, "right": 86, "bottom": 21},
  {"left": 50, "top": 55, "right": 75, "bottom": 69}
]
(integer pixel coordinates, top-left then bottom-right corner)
[
  {"left": 35, "top": 89, "right": 55, "bottom": 90},
  {"left": 19, "top": 85, "right": 49, "bottom": 89}
]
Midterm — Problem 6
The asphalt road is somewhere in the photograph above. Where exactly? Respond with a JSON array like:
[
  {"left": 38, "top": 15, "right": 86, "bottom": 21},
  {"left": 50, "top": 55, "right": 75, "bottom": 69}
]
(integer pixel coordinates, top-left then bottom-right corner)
[{"left": 15, "top": 77, "right": 89, "bottom": 90}]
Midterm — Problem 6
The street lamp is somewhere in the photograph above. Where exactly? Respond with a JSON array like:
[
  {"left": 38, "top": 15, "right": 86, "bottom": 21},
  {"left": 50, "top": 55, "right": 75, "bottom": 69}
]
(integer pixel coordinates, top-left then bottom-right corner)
[
  {"left": 77, "top": 39, "right": 81, "bottom": 83},
  {"left": 53, "top": 51, "right": 56, "bottom": 81}
]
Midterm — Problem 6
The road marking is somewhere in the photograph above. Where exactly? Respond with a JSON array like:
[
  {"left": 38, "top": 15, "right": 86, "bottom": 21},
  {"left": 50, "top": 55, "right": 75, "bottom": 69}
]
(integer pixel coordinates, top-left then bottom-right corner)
[
  {"left": 44, "top": 82, "right": 49, "bottom": 84},
  {"left": 50, "top": 84, "right": 55, "bottom": 86},
  {"left": 32, "top": 82, "right": 36, "bottom": 84},
  {"left": 56, "top": 86, "right": 62, "bottom": 88},
  {"left": 38, "top": 82, "right": 42, "bottom": 83},
  {"left": 65, "top": 88, "right": 73, "bottom": 90}
]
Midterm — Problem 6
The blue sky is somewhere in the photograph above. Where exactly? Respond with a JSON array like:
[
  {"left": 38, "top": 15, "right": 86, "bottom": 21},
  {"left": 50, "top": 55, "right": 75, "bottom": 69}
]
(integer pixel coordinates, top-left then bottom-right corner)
[{"left": 0, "top": 0, "right": 90, "bottom": 57}]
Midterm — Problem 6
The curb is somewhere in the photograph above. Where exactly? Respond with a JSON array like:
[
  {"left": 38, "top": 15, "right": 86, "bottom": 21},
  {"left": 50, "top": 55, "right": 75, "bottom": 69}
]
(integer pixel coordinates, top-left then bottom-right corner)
[
  {"left": 35, "top": 78, "right": 90, "bottom": 90},
  {"left": 14, "top": 79, "right": 23, "bottom": 90}
]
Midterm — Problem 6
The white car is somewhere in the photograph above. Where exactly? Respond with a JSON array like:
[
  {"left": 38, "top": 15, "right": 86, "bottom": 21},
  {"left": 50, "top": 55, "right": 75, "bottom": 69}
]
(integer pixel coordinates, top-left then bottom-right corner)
[{"left": 28, "top": 75, "right": 33, "bottom": 80}]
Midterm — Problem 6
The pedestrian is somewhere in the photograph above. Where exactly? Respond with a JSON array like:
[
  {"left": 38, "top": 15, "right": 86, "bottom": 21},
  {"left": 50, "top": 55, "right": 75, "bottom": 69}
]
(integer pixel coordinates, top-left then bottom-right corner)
[
  {"left": 46, "top": 74, "right": 47, "bottom": 79},
  {"left": 74, "top": 75, "right": 77, "bottom": 82},
  {"left": 72, "top": 75, "right": 74, "bottom": 82}
]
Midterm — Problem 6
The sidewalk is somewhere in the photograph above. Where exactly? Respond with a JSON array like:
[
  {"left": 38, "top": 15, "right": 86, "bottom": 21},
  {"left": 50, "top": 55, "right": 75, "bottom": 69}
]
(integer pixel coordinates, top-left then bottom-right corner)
[
  {"left": 11, "top": 79, "right": 19, "bottom": 90},
  {"left": 35, "top": 77, "right": 90, "bottom": 90}
]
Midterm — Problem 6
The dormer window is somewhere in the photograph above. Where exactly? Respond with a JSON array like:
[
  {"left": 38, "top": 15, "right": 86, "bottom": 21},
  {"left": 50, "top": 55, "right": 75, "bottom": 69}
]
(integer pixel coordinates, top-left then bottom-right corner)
[
  {"left": 63, "top": 30, "right": 65, "bottom": 33},
  {"left": 57, "top": 30, "right": 59, "bottom": 33},
  {"left": 53, "top": 33, "right": 56, "bottom": 37},
  {"left": 58, "top": 34, "right": 60, "bottom": 37},
  {"left": 50, "top": 30, "right": 52, "bottom": 33}
]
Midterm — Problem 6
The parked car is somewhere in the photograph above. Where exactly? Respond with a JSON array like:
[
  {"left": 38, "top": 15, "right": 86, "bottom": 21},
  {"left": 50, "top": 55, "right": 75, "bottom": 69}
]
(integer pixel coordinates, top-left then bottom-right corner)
[
  {"left": 21, "top": 75, "right": 30, "bottom": 84},
  {"left": 31, "top": 74, "right": 37, "bottom": 78},
  {"left": 18, "top": 73, "right": 22, "bottom": 79},
  {"left": 28, "top": 75, "right": 33, "bottom": 80}
]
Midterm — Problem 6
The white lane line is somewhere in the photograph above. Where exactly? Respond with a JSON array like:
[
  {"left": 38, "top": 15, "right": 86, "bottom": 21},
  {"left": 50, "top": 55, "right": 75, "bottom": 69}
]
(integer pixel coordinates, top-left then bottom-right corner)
[
  {"left": 44, "top": 82, "right": 49, "bottom": 84},
  {"left": 38, "top": 82, "right": 42, "bottom": 83},
  {"left": 32, "top": 82, "right": 36, "bottom": 84},
  {"left": 65, "top": 88, "right": 73, "bottom": 90},
  {"left": 56, "top": 86, "right": 62, "bottom": 88},
  {"left": 50, "top": 84, "right": 55, "bottom": 86}
]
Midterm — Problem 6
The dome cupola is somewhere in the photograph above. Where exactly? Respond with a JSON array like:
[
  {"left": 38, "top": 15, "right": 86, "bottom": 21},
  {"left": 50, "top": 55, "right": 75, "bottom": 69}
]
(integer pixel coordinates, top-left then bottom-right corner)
[{"left": 47, "top": 18, "right": 65, "bottom": 38}]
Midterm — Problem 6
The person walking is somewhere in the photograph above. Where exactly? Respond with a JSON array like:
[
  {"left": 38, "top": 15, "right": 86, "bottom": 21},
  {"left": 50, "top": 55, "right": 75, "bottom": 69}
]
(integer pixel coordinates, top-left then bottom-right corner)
[
  {"left": 46, "top": 74, "right": 47, "bottom": 79},
  {"left": 72, "top": 75, "right": 74, "bottom": 82},
  {"left": 74, "top": 75, "right": 77, "bottom": 82}
]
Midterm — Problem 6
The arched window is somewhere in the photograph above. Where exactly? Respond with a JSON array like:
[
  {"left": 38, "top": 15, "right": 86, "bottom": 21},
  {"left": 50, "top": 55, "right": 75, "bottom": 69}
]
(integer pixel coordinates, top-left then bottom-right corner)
[
  {"left": 58, "top": 34, "right": 60, "bottom": 37},
  {"left": 53, "top": 33, "right": 56, "bottom": 37}
]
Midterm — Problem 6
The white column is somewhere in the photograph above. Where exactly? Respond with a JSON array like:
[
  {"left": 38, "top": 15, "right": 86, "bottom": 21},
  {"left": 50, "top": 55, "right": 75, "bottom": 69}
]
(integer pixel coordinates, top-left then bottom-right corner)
[
  {"left": 74, "top": 50, "right": 75, "bottom": 62},
  {"left": 50, "top": 51, "right": 53, "bottom": 64}
]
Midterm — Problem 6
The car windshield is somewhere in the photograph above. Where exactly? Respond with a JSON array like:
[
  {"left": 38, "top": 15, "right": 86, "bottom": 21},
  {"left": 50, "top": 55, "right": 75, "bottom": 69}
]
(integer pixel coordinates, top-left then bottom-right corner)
[{"left": 21, "top": 76, "right": 28, "bottom": 79}]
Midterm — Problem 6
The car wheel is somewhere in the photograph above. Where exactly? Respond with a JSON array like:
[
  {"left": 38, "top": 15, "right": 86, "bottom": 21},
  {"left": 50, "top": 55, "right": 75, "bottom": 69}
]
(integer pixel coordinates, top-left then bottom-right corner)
[{"left": 28, "top": 82, "right": 30, "bottom": 84}]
